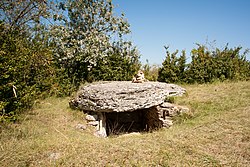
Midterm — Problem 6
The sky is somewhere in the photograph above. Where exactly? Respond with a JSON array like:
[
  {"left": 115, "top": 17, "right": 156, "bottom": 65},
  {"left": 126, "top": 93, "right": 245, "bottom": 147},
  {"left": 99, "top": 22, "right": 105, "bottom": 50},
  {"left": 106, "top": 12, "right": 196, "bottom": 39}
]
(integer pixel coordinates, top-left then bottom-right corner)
[{"left": 113, "top": 0, "right": 250, "bottom": 65}]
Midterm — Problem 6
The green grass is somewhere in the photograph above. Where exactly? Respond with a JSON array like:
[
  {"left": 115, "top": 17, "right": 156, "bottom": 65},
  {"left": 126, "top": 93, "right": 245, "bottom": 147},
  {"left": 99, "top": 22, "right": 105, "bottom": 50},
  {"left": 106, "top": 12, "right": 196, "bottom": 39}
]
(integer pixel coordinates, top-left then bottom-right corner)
[{"left": 1, "top": 81, "right": 250, "bottom": 166}]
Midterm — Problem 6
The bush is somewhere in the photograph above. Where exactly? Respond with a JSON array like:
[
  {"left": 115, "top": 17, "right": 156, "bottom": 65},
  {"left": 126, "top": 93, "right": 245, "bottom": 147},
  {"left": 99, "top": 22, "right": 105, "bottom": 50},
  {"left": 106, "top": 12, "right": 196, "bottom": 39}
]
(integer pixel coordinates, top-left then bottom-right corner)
[
  {"left": 0, "top": 24, "right": 57, "bottom": 121},
  {"left": 186, "top": 44, "right": 250, "bottom": 83},
  {"left": 158, "top": 47, "right": 186, "bottom": 83},
  {"left": 0, "top": 0, "right": 141, "bottom": 121},
  {"left": 158, "top": 44, "right": 250, "bottom": 84},
  {"left": 90, "top": 46, "right": 140, "bottom": 81}
]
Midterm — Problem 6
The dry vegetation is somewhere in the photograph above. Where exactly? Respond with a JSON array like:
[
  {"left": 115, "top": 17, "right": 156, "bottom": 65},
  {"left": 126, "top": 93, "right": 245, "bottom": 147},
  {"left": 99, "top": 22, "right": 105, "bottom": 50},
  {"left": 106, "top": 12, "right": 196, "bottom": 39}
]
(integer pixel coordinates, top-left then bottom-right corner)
[{"left": 0, "top": 81, "right": 250, "bottom": 166}]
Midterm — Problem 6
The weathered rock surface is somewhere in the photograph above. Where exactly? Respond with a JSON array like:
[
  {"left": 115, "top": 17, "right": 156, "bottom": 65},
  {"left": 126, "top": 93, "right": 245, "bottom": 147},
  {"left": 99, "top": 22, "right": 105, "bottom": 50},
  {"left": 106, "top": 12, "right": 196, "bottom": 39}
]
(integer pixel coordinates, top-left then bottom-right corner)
[
  {"left": 69, "top": 81, "right": 186, "bottom": 112},
  {"left": 158, "top": 102, "right": 190, "bottom": 117},
  {"left": 75, "top": 123, "right": 87, "bottom": 130},
  {"left": 85, "top": 114, "right": 98, "bottom": 121}
]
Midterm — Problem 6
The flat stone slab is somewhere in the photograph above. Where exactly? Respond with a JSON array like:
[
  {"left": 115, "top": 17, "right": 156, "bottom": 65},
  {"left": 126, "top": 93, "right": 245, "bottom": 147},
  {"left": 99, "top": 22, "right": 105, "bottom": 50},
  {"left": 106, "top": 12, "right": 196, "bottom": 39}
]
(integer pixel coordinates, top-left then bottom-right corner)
[{"left": 69, "top": 81, "right": 186, "bottom": 112}]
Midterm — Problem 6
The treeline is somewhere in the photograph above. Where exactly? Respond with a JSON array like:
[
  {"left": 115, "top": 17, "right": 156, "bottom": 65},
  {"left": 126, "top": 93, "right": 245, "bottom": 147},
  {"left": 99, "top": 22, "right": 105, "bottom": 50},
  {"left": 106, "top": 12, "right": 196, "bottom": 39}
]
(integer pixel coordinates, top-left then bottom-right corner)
[
  {"left": 0, "top": 0, "right": 140, "bottom": 121},
  {"left": 158, "top": 44, "right": 250, "bottom": 84},
  {"left": 1, "top": 1, "right": 249, "bottom": 121}
]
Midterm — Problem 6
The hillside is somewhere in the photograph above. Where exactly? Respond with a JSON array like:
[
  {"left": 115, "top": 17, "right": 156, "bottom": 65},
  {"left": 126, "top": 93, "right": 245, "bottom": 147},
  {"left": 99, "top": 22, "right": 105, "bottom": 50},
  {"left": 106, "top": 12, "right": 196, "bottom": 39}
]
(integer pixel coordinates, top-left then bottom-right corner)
[{"left": 0, "top": 81, "right": 249, "bottom": 166}]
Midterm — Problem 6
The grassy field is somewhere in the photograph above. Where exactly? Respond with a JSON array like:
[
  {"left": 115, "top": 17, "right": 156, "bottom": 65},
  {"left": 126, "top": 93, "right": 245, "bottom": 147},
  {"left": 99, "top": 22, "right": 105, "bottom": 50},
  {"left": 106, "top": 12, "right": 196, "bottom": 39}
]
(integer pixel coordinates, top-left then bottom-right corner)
[{"left": 0, "top": 81, "right": 249, "bottom": 166}]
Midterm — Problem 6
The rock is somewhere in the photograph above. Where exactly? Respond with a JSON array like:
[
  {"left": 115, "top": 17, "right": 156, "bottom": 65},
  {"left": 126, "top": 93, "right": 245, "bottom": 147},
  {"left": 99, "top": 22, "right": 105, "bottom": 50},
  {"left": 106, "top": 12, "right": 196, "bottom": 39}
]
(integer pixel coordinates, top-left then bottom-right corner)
[
  {"left": 69, "top": 81, "right": 186, "bottom": 113},
  {"left": 178, "top": 106, "right": 190, "bottom": 114},
  {"left": 75, "top": 123, "right": 87, "bottom": 130},
  {"left": 85, "top": 114, "right": 98, "bottom": 121},
  {"left": 87, "top": 121, "right": 99, "bottom": 126},
  {"left": 158, "top": 102, "right": 190, "bottom": 117},
  {"left": 69, "top": 81, "right": 187, "bottom": 137},
  {"left": 49, "top": 152, "right": 60, "bottom": 160},
  {"left": 160, "top": 117, "right": 173, "bottom": 128},
  {"left": 132, "top": 70, "right": 147, "bottom": 83},
  {"left": 160, "top": 102, "right": 174, "bottom": 108},
  {"left": 144, "top": 106, "right": 163, "bottom": 131},
  {"left": 168, "top": 106, "right": 179, "bottom": 117},
  {"left": 94, "top": 130, "right": 107, "bottom": 138}
]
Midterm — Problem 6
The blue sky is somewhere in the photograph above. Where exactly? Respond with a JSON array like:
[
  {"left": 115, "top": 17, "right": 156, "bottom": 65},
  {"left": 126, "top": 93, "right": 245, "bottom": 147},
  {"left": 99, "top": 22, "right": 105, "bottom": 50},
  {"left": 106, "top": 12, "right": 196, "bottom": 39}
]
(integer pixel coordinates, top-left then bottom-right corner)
[{"left": 113, "top": 0, "right": 250, "bottom": 65}]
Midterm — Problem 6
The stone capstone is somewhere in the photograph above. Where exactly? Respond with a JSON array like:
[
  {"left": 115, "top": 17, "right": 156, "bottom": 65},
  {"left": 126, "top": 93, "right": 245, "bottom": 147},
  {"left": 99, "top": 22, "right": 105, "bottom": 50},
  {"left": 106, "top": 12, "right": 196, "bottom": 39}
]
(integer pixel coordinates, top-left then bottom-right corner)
[{"left": 69, "top": 81, "right": 186, "bottom": 113}]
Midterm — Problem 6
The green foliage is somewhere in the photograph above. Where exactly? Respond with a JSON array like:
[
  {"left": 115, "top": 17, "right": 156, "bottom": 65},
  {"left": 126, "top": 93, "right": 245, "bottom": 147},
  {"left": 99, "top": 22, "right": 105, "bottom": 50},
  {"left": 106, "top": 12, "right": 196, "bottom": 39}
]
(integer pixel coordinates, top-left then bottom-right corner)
[
  {"left": 186, "top": 44, "right": 250, "bottom": 83},
  {"left": 158, "top": 46, "right": 186, "bottom": 83},
  {"left": 0, "top": 0, "right": 65, "bottom": 121},
  {"left": 165, "top": 96, "right": 175, "bottom": 103},
  {"left": 51, "top": 0, "right": 140, "bottom": 84},
  {"left": 0, "top": 0, "right": 141, "bottom": 121},
  {"left": 0, "top": 0, "right": 53, "bottom": 34},
  {"left": 90, "top": 46, "right": 140, "bottom": 81},
  {"left": 185, "top": 44, "right": 212, "bottom": 83},
  {"left": 158, "top": 44, "right": 250, "bottom": 84},
  {"left": 0, "top": 23, "right": 56, "bottom": 121},
  {"left": 1, "top": 0, "right": 248, "bottom": 122},
  {"left": 142, "top": 60, "right": 159, "bottom": 81}
]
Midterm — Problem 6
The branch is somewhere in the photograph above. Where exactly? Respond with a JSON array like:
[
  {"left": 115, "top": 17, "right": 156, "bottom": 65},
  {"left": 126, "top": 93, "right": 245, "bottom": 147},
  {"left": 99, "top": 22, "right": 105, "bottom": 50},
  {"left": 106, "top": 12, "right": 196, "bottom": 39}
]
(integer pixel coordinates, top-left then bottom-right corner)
[{"left": 10, "top": 1, "right": 40, "bottom": 30}]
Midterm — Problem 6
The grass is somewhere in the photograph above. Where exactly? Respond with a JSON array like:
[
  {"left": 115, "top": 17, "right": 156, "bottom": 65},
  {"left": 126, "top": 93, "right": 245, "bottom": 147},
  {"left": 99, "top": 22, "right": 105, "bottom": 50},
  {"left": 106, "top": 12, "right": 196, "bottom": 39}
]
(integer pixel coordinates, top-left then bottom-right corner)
[{"left": 0, "top": 81, "right": 250, "bottom": 166}]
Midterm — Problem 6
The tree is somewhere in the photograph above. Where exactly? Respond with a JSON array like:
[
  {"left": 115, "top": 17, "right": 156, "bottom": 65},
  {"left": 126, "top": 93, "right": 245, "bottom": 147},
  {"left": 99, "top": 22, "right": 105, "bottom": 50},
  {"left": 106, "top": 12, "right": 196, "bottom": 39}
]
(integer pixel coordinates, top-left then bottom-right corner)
[
  {"left": 0, "top": 0, "right": 55, "bottom": 35},
  {"left": 186, "top": 44, "right": 212, "bottom": 83},
  {"left": 176, "top": 50, "right": 186, "bottom": 81},
  {"left": 0, "top": 0, "right": 57, "bottom": 120},
  {"left": 51, "top": 0, "right": 139, "bottom": 83},
  {"left": 158, "top": 46, "right": 185, "bottom": 83},
  {"left": 185, "top": 44, "right": 250, "bottom": 83},
  {"left": 89, "top": 44, "right": 140, "bottom": 81}
]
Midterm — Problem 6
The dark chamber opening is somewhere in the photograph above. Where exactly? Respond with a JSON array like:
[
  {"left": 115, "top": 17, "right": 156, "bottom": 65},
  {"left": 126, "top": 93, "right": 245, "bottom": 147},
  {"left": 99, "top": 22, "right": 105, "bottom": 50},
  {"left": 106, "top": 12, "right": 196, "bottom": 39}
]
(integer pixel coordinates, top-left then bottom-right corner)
[
  {"left": 106, "top": 107, "right": 163, "bottom": 136},
  {"left": 106, "top": 110, "right": 146, "bottom": 135}
]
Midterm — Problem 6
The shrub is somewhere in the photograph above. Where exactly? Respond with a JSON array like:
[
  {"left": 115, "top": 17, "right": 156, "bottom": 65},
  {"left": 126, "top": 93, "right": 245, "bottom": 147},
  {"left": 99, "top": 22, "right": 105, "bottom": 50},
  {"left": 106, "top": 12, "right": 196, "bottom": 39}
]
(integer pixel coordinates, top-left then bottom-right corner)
[
  {"left": 158, "top": 46, "right": 186, "bottom": 83},
  {"left": 0, "top": 24, "right": 56, "bottom": 121},
  {"left": 158, "top": 44, "right": 250, "bottom": 84}
]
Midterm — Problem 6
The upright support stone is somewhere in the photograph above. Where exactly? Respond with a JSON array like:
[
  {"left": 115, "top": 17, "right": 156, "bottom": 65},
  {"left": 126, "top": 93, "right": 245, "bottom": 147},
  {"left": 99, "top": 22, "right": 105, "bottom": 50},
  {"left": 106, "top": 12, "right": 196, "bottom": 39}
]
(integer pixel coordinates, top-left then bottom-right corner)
[{"left": 94, "top": 112, "right": 107, "bottom": 137}]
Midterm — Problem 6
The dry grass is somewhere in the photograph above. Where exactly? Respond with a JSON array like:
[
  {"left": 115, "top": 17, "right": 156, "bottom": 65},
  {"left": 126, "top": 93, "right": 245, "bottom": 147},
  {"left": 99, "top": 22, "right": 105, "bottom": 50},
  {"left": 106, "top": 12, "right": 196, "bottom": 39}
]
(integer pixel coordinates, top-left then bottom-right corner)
[{"left": 0, "top": 81, "right": 249, "bottom": 166}]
